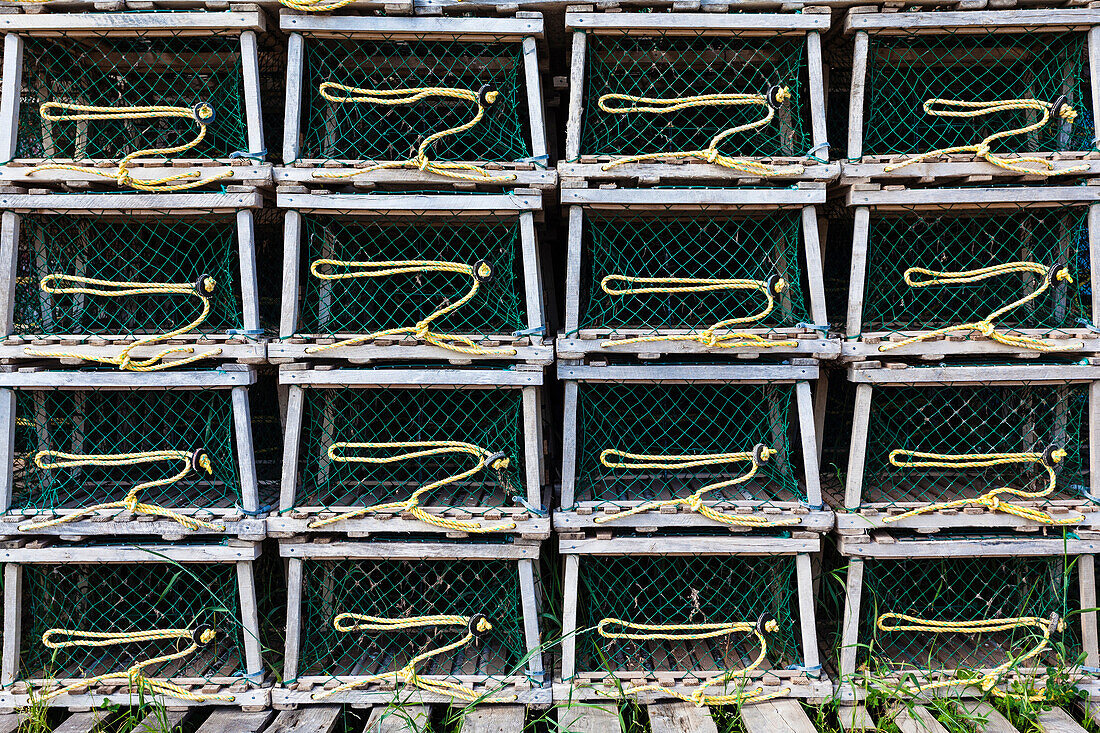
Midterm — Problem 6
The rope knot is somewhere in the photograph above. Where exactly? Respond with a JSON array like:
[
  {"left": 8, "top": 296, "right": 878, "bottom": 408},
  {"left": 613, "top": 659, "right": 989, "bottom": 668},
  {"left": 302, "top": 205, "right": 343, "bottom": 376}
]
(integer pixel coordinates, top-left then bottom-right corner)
[
  {"left": 978, "top": 321, "right": 996, "bottom": 337},
  {"left": 1057, "top": 267, "right": 1074, "bottom": 284},
  {"left": 775, "top": 86, "right": 791, "bottom": 106}
]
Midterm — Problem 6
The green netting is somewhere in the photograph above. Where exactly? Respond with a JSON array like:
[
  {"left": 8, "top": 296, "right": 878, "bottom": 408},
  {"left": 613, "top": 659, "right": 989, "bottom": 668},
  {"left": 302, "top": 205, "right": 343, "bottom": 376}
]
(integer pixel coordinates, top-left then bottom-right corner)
[
  {"left": 17, "top": 33, "right": 248, "bottom": 161},
  {"left": 579, "top": 32, "right": 809, "bottom": 160},
  {"left": 296, "top": 215, "right": 525, "bottom": 338},
  {"left": 574, "top": 382, "right": 804, "bottom": 507},
  {"left": 577, "top": 212, "right": 808, "bottom": 336},
  {"left": 863, "top": 31, "right": 1093, "bottom": 157},
  {"left": 21, "top": 562, "right": 245, "bottom": 685},
  {"left": 295, "top": 558, "right": 528, "bottom": 682},
  {"left": 13, "top": 213, "right": 242, "bottom": 338},
  {"left": 294, "top": 386, "right": 524, "bottom": 513},
  {"left": 861, "top": 206, "right": 1090, "bottom": 337},
  {"left": 12, "top": 387, "right": 241, "bottom": 514},
  {"left": 300, "top": 37, "right": 530, "bottom": 163},
  {"left": 860, "top": 382, "right": 1089, "bottom": 507},
  {"left": 575, "top": 555, "right": 802, "bottom": 679},
  {"left": 859, "top": 556, "right": 1077, "bottom": 673}
]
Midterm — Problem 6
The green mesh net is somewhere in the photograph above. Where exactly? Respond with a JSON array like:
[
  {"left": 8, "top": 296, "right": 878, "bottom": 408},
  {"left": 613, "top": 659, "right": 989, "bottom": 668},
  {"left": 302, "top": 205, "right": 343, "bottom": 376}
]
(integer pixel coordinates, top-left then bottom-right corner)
[
  {"left": 859, "top": 382, "right": 1088, "bottom": 508},
  {"left": 13, "top": 213, "right": 243, "bottom": 338},
  {"left": 575, "top": 555, "right": 802, "bottom": 680},
  {"left": 292, "top": 385, "right": 524, "bottom": 513},
  {"left": 17, "top": 33, "right": 248, "bottom": 162},
  {"left": 860, "top": 205, "right": 1091, "bottom": 337},
  {"left": 295, "top": 215, "right": 526, "bottom": 339},
  {"left": 575, "top": 211, "right": 808, "bottom": 336},
  {"left": 573, "top": 382, "right": 804, "bottom": 507},
  {"left": 299, "top": 37, "right": 530, "bottom": 163},
  {"left": 12, "top": 387, "right": 241, "bottom": 515},
  {"left": 579, "top": 32, "right": 809, "bottom": 160},
  {"left": 295, "top": 558, "right": 528, "bottom": 682},
  {"left": 21, "top": 562, "right": 246, "bottom": 686},
  {"left": 862, "top": 30, "right": 1093, "bottom": 158}
]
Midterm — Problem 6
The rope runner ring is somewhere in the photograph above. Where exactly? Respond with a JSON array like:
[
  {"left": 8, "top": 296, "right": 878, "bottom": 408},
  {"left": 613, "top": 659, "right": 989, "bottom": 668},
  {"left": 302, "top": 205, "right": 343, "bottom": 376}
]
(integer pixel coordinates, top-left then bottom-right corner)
[
  {"left": 313, "top": 83, "right": 517, "bottom": 183},
  {"left": 27, "top": 101, "right": 233, "bottom": 192},
  {"left": 306, "top": 440, "right": 519, "bottom": 532}
]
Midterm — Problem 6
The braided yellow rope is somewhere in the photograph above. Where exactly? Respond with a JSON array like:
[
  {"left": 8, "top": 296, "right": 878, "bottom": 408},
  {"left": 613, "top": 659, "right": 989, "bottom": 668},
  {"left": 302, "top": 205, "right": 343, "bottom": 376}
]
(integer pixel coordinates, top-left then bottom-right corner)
[
  {"left": 599, "top": 273, "right": 798, "bottom": 349},
  {"left": 305, "top": 259, "right": 516, "bottom": 356},
  {"left": 313, "top": 84, "right": 516, "bottom": 183},
  {"left": 27, "top": 102, "right": 233, "bottom": 192},
  {"left": 306, "top": 440, "right": 518, "bottom": 532},
  {"left": 23, "top": 274, "right": 223, "bottom": 371},
  {"left": 882, "top": 447, "right": 1083, "bottom": 525},
  {"left": 597, "top": 616, "right": 791, "bottom": 706},
  {"left": 19, "top": 449, "right": 225, "bottom": 532},
  {"left": 313, "top": 613, "right": 517, "bottom": 702},
  {"left": 884, "top": 98, "right": 1089, "bottom": 176},
  {"left": 879, "top": 262, "right": 1081, "bottom": 353},
  {"left": 278, "top": 0, "right": 354, "bottom": 10},
  {"left": 594, "top": 444, "right": 800, "bottom": 528},
  {"left": 598, "top": 87, "right": 805, "bottom": 176},
  {"left": 34, "top": 625, "right": 233, "bottom": 703}
]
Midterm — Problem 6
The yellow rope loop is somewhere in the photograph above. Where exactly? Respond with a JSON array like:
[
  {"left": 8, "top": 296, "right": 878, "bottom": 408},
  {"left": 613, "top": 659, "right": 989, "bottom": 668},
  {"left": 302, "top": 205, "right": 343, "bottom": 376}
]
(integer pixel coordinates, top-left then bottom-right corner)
[
  {"left": 884, "top": 97, "right": 1090, "bottom": 176},
  {"left": 305, "top": 258, "right": 517, "bottom": 357},
  {"left": 313, "top": 83, "right": 516, "bottom": 183},
  {"left": 880, "top": 261, "right": 1082, "bottom": 353},
  {"left": 277, "top": 0, "right": 355, "bottom": 10},
  {"left": 598, "top": 273, "right": 799, "bottom": 350},
  {"left": 306, "top": 440, "right": 518, "bottom": 532},
  {"left": 28, "top": 102, "right": 233, "bottom": 192},
  {"left": 23, "top": 274, "right": 224, "bottom": 371}
]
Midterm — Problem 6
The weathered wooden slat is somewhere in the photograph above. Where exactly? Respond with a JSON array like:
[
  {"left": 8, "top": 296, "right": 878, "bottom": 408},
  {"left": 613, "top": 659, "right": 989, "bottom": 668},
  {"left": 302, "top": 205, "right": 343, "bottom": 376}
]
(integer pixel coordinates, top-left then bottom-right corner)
[
  {"left": 955, "top": 701, "right": 1019, "bottom": 733},
  {"left": 458, "top": 706, "right": 527, "bottom": 733},
  {"left": 365, "top": 706, "right": 432, "bottom": 733},
  {"left": 0, "top": 714, "right": 18, "bottom": 733},
  {"left": 53, "top": 712, "right": 102, "bottom": 733},
  {"left": 891, "top": 706, "right": 949, "bottom": 733},
  {"left": 194, "top": 709, "right": 275, "bottom": 733},
  {"left": 556, "top": 704, "right": 621, "bottom": 733},
  {"left": 837, "top": 706, "right": 876, "bottom": 732},
  {"left": 267, "top": 707, "right": 342, "bottom": 733},
  {"left": 126, "top": 709, "right": 192, "bottom": 733},
  {"left": 650, "top": 703, "right": 717, "bottom": 733},
  {"left": 1036, "top": 708, "right": 1088, "bottom": 733},
  {"left": 741, "top": 700, "right": 815, "bottom": 733}
]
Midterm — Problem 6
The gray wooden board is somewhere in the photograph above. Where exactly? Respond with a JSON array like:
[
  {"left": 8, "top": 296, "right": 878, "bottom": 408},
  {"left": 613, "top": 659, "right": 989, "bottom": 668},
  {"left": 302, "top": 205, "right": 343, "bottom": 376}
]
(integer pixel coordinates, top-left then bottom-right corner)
[
  {"left": 741, "top": 700, "right": 816, "bottom": 733},
  {"left": 365, "top": 705, "right": 432, "bottom": 733},
  {"left": 0, "top": 11, "right": 265, "bottom": 33},
  {"left": 281, "top": 15, "right": 543, "bottom": 39},
  {"left": 53, "top": 713, "right": 102, "bottom": 733},
  {"left": 838, "top": 706, "right": 876, "bottom": 731},
  {"left": 891, "top": 706, "right": 949, "bottom": 733},
  {"left": 0, "top": 714, "right": 17, "bottom": 733},
  {"left": 1036, "top": 708, "right": 1088, "bottom": 733},
  {"left": 954, "top": 701, "right": 1019, "bottom": 733},
  {"left": 649, "top": 702, "right": 718, "bottom": 733},
  {"left": 566, "top": 11, "right": 829, "bottom": 32},
  {"left": 556, "top": 704, "right": 622, "bottom": 733},
  {"left": 127, "top": 709, "right": 192, "bottom": 733},
  {"left": 457, "top": 706, "right": 527, "bottom": 733},
  {"left": 194, "top": 709, "right": 275, "bottom": 733},
  {"left": 267, "top": 707, "right": 342, "bottom": 733}
]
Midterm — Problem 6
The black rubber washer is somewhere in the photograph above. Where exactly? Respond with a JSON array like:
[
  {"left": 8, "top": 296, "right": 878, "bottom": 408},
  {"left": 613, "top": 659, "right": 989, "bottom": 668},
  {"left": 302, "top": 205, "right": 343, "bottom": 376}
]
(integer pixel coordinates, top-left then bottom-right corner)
[
  {"left": 752, "top": 444, "right": 770, "bottom": 466},
  {"left": 756, "top": 612, "right": 776, "bottom": 636},
  {"left": 766, "top": 273, "right": 784, "bottom": 295},
  {"left": 1050, "top": 94, "right": 1069, "bottom": 120},
  {"left": 193, "top": 102, "right": 216, "bottom": 125},
  {"left": 191, "top": 448, "right": 209, "bottom": 473},
  {"left": 192, "top": 624, "right": 215, "bottom": 647},
  {"left": 1047, "top": 261, "right": 1066, "bottom": 288},
  {"left": 468, "top": 613, "right": 490, "bottom": 640},
  {"left": 473, "top": 259, "right": 495, "bottom": 283},
  {"left": 1042, "top": 444, "right": 1062, "bottom": 468},
  {"left": 478, "top": 84, "right": 498, "bottom": 109},
  {"left": 483, "top": 451, "right": 508, "bottom": 469},
  {"left": 194, "top": 274, "right": 216, "bottom": 297},
  {"left": 766, "top": 85, "right": 784, "bottom": 110}
]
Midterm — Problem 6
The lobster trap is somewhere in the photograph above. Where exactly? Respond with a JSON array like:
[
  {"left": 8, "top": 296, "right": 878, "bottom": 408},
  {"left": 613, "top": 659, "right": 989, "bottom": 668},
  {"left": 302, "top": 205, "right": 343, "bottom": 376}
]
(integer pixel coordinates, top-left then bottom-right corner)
[
  {"left": 280, "top": 15, "right": 550, "bottom": 191},
  {"left": 845, "top": 10, "right": 1100, "bottom": 182},
  {"left": 274, "top": 365, "right": 548, "bottom": 538},
  {"left": 0, "top": 541, "right": 265, "bottom": 708},
  {"left": 271, "top": 192, "right": 550, "bottom": 365},
  {"left": 0, "top": 192, "right": 263, "bottom": 368},
  {"left": 0, "top": 367, "right": 264, "bottom": 539},
  {"left": 843, "top": 186, "right": 1100, "bottom": 359},
  {"left": 836, "top": 363, "right": 1100, "bottom": 533},
  {"left": 558, "top": 187, "right": 832, "bottom": 361},
  {"left": 0, "top": 13, "right": 266, "bottom": 192},
  {"left": 561, "top": 10, "right": 833, "bottom": 184},
  {"left": 276, "top": 539, "right": 546, "bottom": 706}
]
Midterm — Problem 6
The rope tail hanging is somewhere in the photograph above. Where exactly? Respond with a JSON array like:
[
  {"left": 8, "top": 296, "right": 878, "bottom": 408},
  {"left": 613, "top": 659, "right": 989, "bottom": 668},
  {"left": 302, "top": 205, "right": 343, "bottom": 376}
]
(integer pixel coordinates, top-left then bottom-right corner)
[
  {"left": 597, "top": 85, "right": 806, "bottom": 176},
  {"left": 19, "top": 448, "right": 225, "bottom": 532},
  {"left": 594, "top": 443, "right": 801, "bottom": 528},
  {"left": 33, "top": 625, "right": 234, "bottom": 703},
  {"left": 27, "top": 102, "right": 234, "bottom": 192},
  {"left": 313, "top": 83, "right": 517, "bottom": 183},
  {"left": 312, "top": 613, "right": 517, "bottom": 702},
  {"left": 881, "top": 445, "right": 1084, "bottom": 525},
  {"left": 23, "top": 274, "right": 224, "bottom": 371},
  {"left": 599, "top": 272, "right": 798, "bottom": 349},
  {"left": 305, "top": 258, "right": 518, "bottom": 357},
  {"left": 879, "top": 261, "right": 1082, "bottom": 353},
  {"left": 884, "top": 97, "right": 1090, "bottom": 176},
  {"left": 306, "top": 440, "right": 519, "bottom": 532},
  {"left": 596, "top": 614, "right": 791, "bottom": 706}
]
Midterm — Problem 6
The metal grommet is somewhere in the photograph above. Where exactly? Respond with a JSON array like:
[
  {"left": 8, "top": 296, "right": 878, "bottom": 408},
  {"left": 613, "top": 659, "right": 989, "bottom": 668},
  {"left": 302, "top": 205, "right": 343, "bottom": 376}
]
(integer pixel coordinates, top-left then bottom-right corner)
[
  {"left": 473, "top": 259, "right": 495, "bottom": 283},
  {"left": 766, "top": 85, "right": 784, "bottom": 110},
  {"left": 478, "top": 84, "right": 498, "bottom": 109},
  {"left": 192, "top": 624, "right": 215, "bottom": 647},
  {"left": 756, "top": 612, "right": 776, "bottom": 635},
  {"left": 1042, "top": 444, "right": 1062, "bottom": 468},
  {"left": 752, "top": 444, "right": 770, "bottom": 466},
  {"left": 766, "top": 273, "right": 784, "bottom": 295},
  {"left": 194, "top": 274, "right": 216, "bottom": 297},
  {"left": 191, "top": 448, "right": 210, "bottom": 473},
  {"left": 193, "top": 102, "right": 216, "bottom": 125},
  {"left": 1049, "top": 94, "right": 1069, "bottom": 120},
  {"left": 469, "top": 613, "right": 490, "bottom": 640},
  {"left": 1047, "top": 261, "right": 1066, "bottom": 287}
]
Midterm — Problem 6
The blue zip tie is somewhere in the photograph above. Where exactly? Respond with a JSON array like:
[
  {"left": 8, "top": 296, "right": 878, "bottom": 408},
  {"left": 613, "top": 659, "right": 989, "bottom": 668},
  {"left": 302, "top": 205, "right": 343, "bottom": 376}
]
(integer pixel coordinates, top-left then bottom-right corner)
[
  {"left": 785, "top": 664, "right": 823, "bottom": 678},
  {"left": 513, "top": 325, "right": 545, "bottom": 337},
  {"left": 228, "top": 149, "right": 267, "bottom": 160},
  {"left": 236, "top": 503, "right": 272, "bottom": 517},
  {"left": 805, "top": 142, "right": 830, "bottom": 164},
  {"left": 516, "top": 154, "right": 550, "bottom": 167},
  {"left": 800, "top": 500, "right": 825, "bottom": 511},
  {"left": 797, "top": 322, "right": 830, "bottom": 334},
  {"left": 227, "top": 328, "right": 264, "bottom": 339},
  {"left": 512, "top": 495, "right": 548, "bottom": 517}
]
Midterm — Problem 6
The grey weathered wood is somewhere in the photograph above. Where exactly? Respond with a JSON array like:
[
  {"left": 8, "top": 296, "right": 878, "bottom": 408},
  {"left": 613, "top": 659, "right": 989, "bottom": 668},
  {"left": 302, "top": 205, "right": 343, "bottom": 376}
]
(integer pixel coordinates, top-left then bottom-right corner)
[
  {"left": 0, "top": 212, "right": 20, "bottom": 337},
  {"left": 845, "top": 383, "right": 873, "bottom": 509},
  {"left": 366, "top": 706, "right": 432, "bottom": 733},
  {"left": 283, "top": 32, "right": 305, "bottom": 165},
  {"left": 564, "top": 206, "right": 583, "bottom": 333},
  {"left": 194, "top": 709, "right": 275, "bottom": 733},
  {"left": 1090, "top": 29, "right": 1100, "bottom": 148},
  {"left": 279, "top": 384, "right": 305, "bottom": 513},
  {"left": 1035, "top": 708, "right": 1087, "bottom": 733},
  {"left": 1, "top": 563, "right": 20, "bottom": 686},
  {"left": 280, "top": 210, "right": 303, "bottom": 339},
  {"left": 849, "top": 365, "right": 1100, "bottom": 385},
  {"left": 0, "top": 389, "right": 13, "bottom": 514},
  {"left": 0, "top": 193, "right": 262, "bottom": 213},
  {"left": 518, "top": 557, "right": 544, "bottom": 678},
  {"left": 561, "top": 188, "right": 825, "bottom": 207},
  {"left": 283, "top": 557, "right": 303, "bottom": 683},
  {"left": 0, "top": 12, "right": 264, "bottom": 34},
  {"left": 282, "top": 15, "right": 543, "bottom": 39},
  {"left": 846, "top": 9, "right": 1100, "bottom": 34},
  {"left": 0, "top": 543, "right": 259, "bottom": 563},
  {"left": 236, "top": 559, "right": 264, "bottom": 683},
  {"left": 268, "top": 707, "right": 341, "bottom": 733},
  {"left": 522, "top": 37, "right": 548, "bottom": 163},
  {"left": 0, "top": 35, "right": 22, "bottom": 166},
  {"left": 556, "top": 705, "right": 621, "bottom": 733},
  {"left": 0, "top": 369, "right": 255, "bottom": 389},
  {"left": 521, "top": 386, "right": 543, "bottom": 507},
  {"left": 127, "top": 707, "right": 191, "bottom": 732},
  {"left": 236, "top": 209, "right": 261, "bottom": 334},
  {"left": 559, "top": 536, "right": 819, "bottom": 556},
  {"left": 565, "top": 31, "right": 586, "bottom": 162},
  {"left": 795, "top": 381, "right": 823, "bottom": 509},
  {"left": 839, "top": 536, "right": 1100, "bottom": 558},
  {"left": 239, "top": 30, "right": 264, "bottom": 159},
  {"left": 795, "top": 553, "right": 821, "bottom": 672},
  {"left": 837, "top": 706, "right": 876, "bottom": 732},
  {"left": 839, "top": 558, "right": 864, "bottom": 678},
  {"left": 1090, "top": 205, "right": 1100, "bottom": 329},
  {"left": 649, "top": 703, "right": 717, "bottom": 733},
  {"left": 802, "top": 205, "right": 828, "bottom": 327},
  {"left": 806, "top": 32, "right": 828, "bottom": 155},
  {"left": 847, "top": 31, "right": 868, "bottom": 160},
  {"left": 0, "top": 714, "right": 17, "bottom": 733},
  {"left": 954, "top": 700, "right": 1019, "bottom": 733},
  {"left": 53, "top": 713, "right": 101, "bottom": 733},
  {"left": 278, "top": 192, "right": 541, "bottom": 213},
  {"left": 561, "top": 554, "right": 580, "bottom": 680},
  {"left": 1081, "top": 554, "right": 1099, "bottom": 667},
  {"left": 560, "top": 379, "right": 579, "bottom": 509},
  {"left": 742, "top": 700, "right": 815, "bottom": 733},
  {"left": 458, "top": 708, "right": 527, "bottom": 733},
  {"left": 519, "top": 210, "right": 545, "bottom": 336},
  {"left": 567, "top": 11, "right": 828, "bottom": 32},
  {"left": 231, "top": 385, "right": 259, "bottom": 515},
  {"left": 848, "top": 186, "right": 1100, "bottom": 208},
  {"left": 559, "top": 364, "right": 816, "bottom": 383},
  {"left": 814, "top": 371, "right": 828, "bottom": 461},
  {"left": 279, "top": 541, "right": 539, "bottom": 560},
  {"left": 891, "top": 707, "right": 948, "bottom": 733},
  {"left": 846, "top": 207, "right": 870, "bottom": 339},
  {"left": 281, "top": 368, "right": 542, "bottom": 388},
  {"left": 1091, "top": 382, "right": 1100, "bottom": 504}
]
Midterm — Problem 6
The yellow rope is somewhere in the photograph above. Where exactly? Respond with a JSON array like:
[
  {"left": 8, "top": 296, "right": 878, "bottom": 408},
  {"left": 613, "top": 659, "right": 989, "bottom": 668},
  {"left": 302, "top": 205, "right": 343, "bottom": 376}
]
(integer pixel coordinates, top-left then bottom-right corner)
[
  {"left": 33, "top": 625, "right": 233, "bottom": 703},
  {"left": 306, "top": 440, "right": 518, "bottom": 532},
  {"left": 313, "top": 613, "right": 516, "bottom": 702},
  {"left": 598, "top": 87, "right": 805, "bottom": 176},
  {"left": 27, "top": 102, "right": 233, "bottom": 192},
  {"left": 23, "top": 274, "right": 224, "bottom": 371},
  {"left": 597, "top": 616, "right": 791, "bottom": 706},
  {"left": 879, "top": 261, "right": 1082, "bottom": 353},
  {"left": 884, "top": 98, "right": 1089, "bottom": 176},
  {"left": 19, "top": 449, "right": 225, "bottom": 532},
  {"left": 305, "top": 259, "right": 516, "bottom": 356},
  {"left": 599, "top": 273, "right": 799, "bottom": 349},
  {"left": 881, "top": 447, "right": 1083, "bottom": 525},
  {"left": 594, "top": 444, "right": 800, "bottom": 528},
  {"left": 312, "top": 84, "right": 516, "bottom": 183},
  {"left": 278, "top": 0, "right": 354, "bottom": 10}
]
